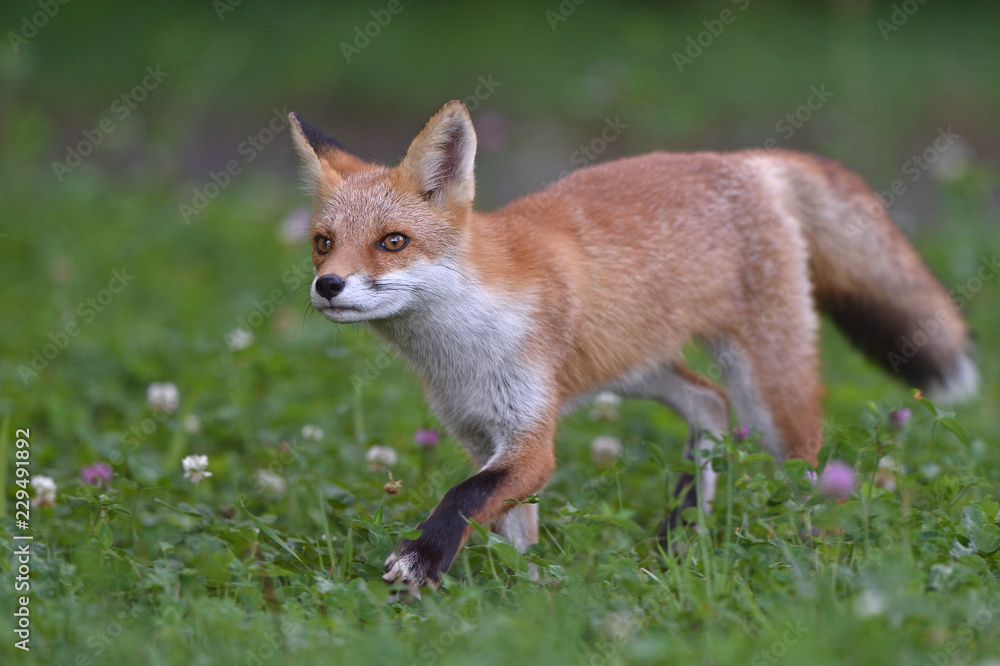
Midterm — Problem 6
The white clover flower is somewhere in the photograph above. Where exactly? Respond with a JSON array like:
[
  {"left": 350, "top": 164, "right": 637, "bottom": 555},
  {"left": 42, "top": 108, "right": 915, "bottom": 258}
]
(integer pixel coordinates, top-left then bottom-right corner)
[
  {"left": 31, "top": 475, "right": 57, "bottom": 507},
  {"left": 366, "top": 445, "right": 398, "bottom": 470},
  {"left": 853, "top": 589, "right": 886, "bottom": 618},
  {"left": 875, "top": 456, "right": 901, "bottom": 492},
  {"left": 301, "top": 424, "right": 324, "bottom": 442},
  {"left": 919, "top": 462, "right": 941, "bottom": 482},
  {"left": 182, "top": 454, "right": 212, "bottom": 484},
  {"left": 183, "top": 414, "right": 202, "bottom": 435},
  {"left": 597, "top": 610, "right": 639, "bottom": 642},
  {"left": 147, "top": 382, "right": 180, "bottom": 414},
  {"left": 226, "top": 327, "right": 254, "bottom": 351},
  {"left": 591, "top": 436, "right": 624, "bottom": 465},
  {"left": 589, "top": 391, "right": 622, "bottom": 422},
  {"left": 930, "top": 138, "right": 972, "bottom": 183},
  {"left": 254, "top": 469, "right": 287, "bottom": 496}
]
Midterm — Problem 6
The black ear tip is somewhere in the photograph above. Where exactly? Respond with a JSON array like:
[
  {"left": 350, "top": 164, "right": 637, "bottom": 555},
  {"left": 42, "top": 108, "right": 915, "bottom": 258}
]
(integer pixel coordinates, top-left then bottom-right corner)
[{"left": 291, "top": 113, "right": 347, "bottom": 154}]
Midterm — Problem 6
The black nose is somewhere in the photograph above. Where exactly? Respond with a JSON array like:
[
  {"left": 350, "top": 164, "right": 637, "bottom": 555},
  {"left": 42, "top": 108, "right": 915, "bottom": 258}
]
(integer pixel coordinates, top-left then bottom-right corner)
[{"left": 315, "top": 274, "right": 345, "bottom": 299}]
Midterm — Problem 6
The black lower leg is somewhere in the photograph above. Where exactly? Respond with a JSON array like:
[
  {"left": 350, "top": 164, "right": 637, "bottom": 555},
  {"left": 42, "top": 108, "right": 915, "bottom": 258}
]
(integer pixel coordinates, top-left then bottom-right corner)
[
  {"left": 392, "top": 468, "right": 507, "bottom": 582},
  {"left": 657, "top": 430, "right": 700, "bottom": 545}
]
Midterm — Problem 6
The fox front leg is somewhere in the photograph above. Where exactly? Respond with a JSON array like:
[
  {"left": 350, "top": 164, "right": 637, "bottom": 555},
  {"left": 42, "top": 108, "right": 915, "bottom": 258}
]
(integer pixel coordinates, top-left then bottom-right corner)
[{"left": 383, "top": 425, "right": 555, "bottom": 589}]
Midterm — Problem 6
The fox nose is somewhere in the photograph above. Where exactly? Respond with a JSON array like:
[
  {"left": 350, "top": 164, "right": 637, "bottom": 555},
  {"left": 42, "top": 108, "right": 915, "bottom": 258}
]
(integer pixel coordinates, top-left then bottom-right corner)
[{"left": 315, "top": 274, "right": 346, "bottom": 300}]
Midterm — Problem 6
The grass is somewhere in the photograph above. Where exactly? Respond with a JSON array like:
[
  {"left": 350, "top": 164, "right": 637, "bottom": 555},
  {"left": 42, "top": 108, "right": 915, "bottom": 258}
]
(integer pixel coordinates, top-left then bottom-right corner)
[
  {"left": 0, "top": 147, "right": 998, "bottom": 664},
  {"left": 2, "top": 2, "right": 1000, "bottom": 663}
]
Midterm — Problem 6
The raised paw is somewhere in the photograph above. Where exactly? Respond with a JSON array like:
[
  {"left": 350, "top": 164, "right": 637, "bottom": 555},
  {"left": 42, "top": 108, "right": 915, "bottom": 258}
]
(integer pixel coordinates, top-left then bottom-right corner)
[{"left": 382, "top": 540, "right": 444, "bottom": 592}]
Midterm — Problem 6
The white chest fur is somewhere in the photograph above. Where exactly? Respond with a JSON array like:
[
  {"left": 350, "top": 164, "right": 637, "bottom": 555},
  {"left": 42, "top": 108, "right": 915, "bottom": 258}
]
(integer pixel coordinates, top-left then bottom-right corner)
[{"left": 369, "top": 272, "right": 547, "bottom": 467}]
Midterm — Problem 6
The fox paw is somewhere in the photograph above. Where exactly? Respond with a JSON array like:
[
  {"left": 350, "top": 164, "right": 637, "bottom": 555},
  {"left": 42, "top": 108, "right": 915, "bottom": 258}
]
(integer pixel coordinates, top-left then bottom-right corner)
[{"left": 383, "top": 541, "right": 443, "bottom": 592}]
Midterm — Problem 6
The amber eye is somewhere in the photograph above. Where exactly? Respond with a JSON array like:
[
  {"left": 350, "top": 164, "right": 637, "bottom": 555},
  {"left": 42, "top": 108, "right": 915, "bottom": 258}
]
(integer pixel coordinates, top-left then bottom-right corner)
[
  {"left": 314, "top": 236, "right": 332, "bottom": 254},
  {"left": 380, "top": 233, "right": 409, "bottom": 252}
]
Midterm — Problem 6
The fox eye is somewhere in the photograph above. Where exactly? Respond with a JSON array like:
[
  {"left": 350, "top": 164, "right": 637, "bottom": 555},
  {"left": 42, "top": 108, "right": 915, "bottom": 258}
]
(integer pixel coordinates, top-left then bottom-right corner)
[
  {"left": 380, "top": 233, "right": 409, "bottom": 252},
  {"left": 314, "top": 236, "right": 332, "bottom": 254}
]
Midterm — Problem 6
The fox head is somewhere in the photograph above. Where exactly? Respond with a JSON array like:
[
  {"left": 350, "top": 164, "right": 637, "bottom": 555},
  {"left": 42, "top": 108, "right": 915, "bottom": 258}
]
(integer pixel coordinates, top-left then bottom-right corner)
[{"left": 289, "top": 101, "right": 477, "bottom": 323}]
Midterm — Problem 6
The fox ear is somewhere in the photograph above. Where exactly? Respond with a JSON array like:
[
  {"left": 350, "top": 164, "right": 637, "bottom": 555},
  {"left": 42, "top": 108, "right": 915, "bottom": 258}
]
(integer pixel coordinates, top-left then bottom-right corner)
[
  {"left": 398, "top": 101, "right": 477, "bottom": 208},
  {"left": 288, "top": 113, "right": 366, "bottom": 193}
]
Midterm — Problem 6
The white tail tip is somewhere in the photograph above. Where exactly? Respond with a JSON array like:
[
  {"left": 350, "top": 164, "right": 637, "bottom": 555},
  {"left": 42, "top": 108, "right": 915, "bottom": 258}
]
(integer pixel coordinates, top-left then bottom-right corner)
[{"left": 925, "top": 353, "right": 979, "bottom": 405}]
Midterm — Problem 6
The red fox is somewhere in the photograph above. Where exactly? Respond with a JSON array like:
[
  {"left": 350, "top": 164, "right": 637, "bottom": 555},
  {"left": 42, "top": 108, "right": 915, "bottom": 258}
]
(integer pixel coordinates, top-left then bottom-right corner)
[{"left": 288, "top": 101, "right": 977, "bottom": 589}]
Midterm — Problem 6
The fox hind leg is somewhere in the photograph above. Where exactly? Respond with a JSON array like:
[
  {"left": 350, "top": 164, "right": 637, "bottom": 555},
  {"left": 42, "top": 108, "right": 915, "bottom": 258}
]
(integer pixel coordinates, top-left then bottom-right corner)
[
  {"left": 493, "top": 501, "right": 538, "bottom": 553},
  {"left": 710, "top": 301, "right": 823, "bottom": 466},
  {"left": 493, "top": 501, "right": 540, "bottom": 580},
  {"left": 615, "top": 362, "right": 731, "bottom": 540}
]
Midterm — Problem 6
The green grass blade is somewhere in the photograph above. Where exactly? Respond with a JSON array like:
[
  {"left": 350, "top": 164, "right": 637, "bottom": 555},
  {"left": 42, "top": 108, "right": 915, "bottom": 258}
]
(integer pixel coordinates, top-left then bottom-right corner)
[{"left": 242, "top": 503, "right": 306, "bottom": 567}]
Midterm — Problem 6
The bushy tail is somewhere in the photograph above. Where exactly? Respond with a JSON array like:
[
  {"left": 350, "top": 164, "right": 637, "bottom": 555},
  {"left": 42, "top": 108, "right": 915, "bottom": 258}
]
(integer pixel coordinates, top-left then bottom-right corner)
[{"left": 773, "top": 151, "right": 977, "bottom": 404}]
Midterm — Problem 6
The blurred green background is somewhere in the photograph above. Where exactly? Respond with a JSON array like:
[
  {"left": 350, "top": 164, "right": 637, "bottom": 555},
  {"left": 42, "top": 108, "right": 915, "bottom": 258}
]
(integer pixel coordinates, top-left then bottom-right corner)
[
  {"left": 1, "top": 1, "right": 999, "bottom": 663},
  {"left": 4, "top": 0, "right": 999, "bottom": 205},
  {"left": 2, "top": 0, "right": 997, "bottom": 445},
  {"left": 2, "top": 0, "right": 998, "bottom": 367}
]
